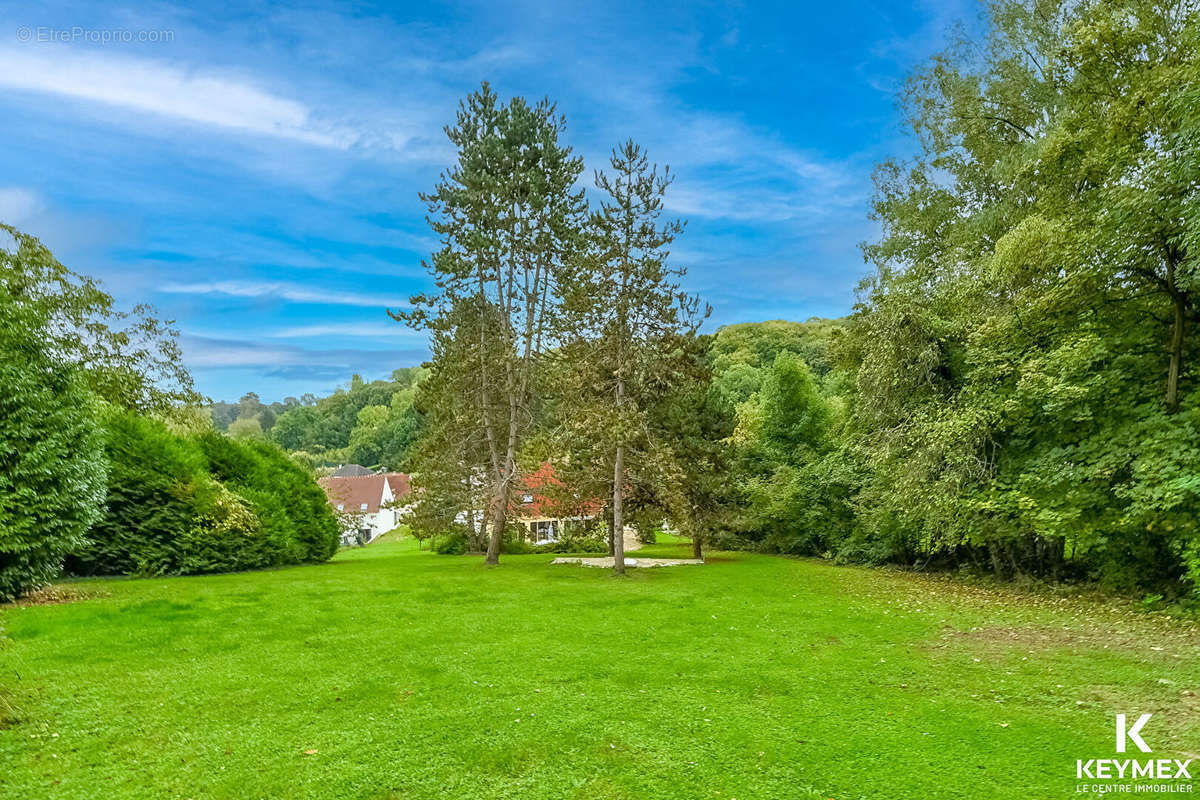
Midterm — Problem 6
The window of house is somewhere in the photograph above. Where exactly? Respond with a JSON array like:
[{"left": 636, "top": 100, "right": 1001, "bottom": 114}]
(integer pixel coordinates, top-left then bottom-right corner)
[
  {"left": 361, "top": 503, "right": 368, "bottom": 511},
  {"left": 523, "top": 494, "right": 533, "bottom": 504},
  {"left": 337, "top": 504, "right": 344, "bottom": 511}
]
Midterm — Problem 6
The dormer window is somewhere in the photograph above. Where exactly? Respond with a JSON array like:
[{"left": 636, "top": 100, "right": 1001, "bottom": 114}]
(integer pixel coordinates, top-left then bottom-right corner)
[
  {"left": 360, "top": 503, "right": 368, "bottom": 511},
  {"left": 337, "top": 504, "right": 344, "bottom": 511},
  {"left": 523, "top": 494, "right": 534, "bottom": 504}
]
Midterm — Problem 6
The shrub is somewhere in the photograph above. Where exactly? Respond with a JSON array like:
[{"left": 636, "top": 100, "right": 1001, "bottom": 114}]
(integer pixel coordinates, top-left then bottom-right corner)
[
  {"left": 434, "top": 532, "right": 469, "bottom": 555},
  {"left": 501, "top": 539, "right": 535, "bottom": 555},
  {"left": 68, "top": 410, "right": 212, "bottom": 575},
  {"left": 0, "top": 316, "right": 105, "bottom": 601},
  {"left": 69, "top": 412, "right": 339, "bottom": 577},
  {"left": 196, "top": 433, "right": 340, "bottom": 564},
  {"left": 530, "top": 536, "right": 607, "bottom": 554}
]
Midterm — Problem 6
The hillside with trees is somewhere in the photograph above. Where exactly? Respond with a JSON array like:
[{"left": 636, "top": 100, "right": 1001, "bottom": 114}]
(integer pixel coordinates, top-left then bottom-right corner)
[{"left": 208, "top": 369, "right": 426, "bottom": 473}]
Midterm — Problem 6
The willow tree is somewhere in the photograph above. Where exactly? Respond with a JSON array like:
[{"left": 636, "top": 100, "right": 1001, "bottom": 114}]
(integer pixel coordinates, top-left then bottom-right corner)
[
  {"left": 400, "top": 84, "right": 585, "bottom": 565},
  {"left": 560, "top": 141, "right": 704, "bottom": 574}
]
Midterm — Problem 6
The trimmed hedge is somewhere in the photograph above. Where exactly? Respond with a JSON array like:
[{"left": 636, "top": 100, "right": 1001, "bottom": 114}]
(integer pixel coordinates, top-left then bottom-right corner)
[{"left": 68, "top": 411, "right": 339, "bottom": 577}]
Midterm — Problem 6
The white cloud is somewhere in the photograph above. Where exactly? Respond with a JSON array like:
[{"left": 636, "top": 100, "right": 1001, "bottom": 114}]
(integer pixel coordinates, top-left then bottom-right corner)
[
  {"left": 0, "top": 47, "right": 356, "bottom": 148},
  {"left": 160, "top": 279, "right": 409, "bottom": 308},
  {"left": 179, "top": 334, "right": 425, "bottom": 376},
  {"left": 0, "top": 186, "right": 43, "bottom": 226},
  {"left": 268, "top": 322, "right": 420, "bottom": 338}
]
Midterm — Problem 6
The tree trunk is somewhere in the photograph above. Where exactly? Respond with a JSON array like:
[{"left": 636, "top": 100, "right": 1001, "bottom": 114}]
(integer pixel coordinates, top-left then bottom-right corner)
[
  {"left": 612, "top": 443, "right": 625, "bottom": 575},
  {"left": 485, "top": 460, "right": 511, "bottom": 566},
  {"left": 692, "top": 534, "right": 702, "bottom": 560},
  {"left": 1167, "top": 289, "right": 1185, "bottom": 413},
  {"left": 604, "top": 506, "right": 614, "bottom": 556},
  {"left": 485, "top": 493, "right": 505, "bottom": 565}
]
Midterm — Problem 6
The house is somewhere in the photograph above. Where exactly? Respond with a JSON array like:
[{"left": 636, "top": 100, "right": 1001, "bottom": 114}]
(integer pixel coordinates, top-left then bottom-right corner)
[
  {"left": 319, "top": 472, "right": 413, "bottom": 546},
  {"left": 512, "top": 463, "right": 602, "bottom": 544}
]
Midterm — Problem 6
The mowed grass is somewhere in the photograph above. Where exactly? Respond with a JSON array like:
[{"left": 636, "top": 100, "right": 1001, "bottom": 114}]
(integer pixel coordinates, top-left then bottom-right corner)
[{"left": 1, "top": 536, "right": 1197, "bottom": 799}]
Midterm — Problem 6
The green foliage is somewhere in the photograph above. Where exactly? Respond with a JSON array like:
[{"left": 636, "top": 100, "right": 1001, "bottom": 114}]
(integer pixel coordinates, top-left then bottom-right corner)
[
  {"left": 227, "top": 415, "right": 264, "bottom": 439},
  {"left": 838, "top": 0, "right": 1200, "bottom": 597},
  {"left": 433, "top": 532, "right": 469, "bottom": 555},
  {"left": 0, "top": 224, "right": 202, "bottom": 413},
  {"left": 68, "top": 410, "right": 218, "bottom": 576},
  {"left": 261, "top": 368, "right": 426, "bottom": 470},
  {"left": 196, "top": 432, "right": 340, "bottom": 564},
  {"left": 0, "top": 298, "right": 105, "bottom": 601},
  {"left": 533, "top": 536, "right": 607, "bottom": 554},
  {"left": 69, "top": 412, "right": 339, "bottom": 577},
  {"left": 729, "top": 352, "right": 857, "bottom": 557}
]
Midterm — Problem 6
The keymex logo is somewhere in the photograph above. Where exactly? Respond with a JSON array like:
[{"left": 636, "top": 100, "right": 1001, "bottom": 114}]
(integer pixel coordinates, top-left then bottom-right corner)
[{"left": 1074, "top": 713, "right": 1193, "bottom": 788}]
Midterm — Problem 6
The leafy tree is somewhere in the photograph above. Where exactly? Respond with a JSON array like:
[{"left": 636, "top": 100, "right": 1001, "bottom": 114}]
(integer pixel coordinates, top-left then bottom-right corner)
[
  {"left": 845, "top": 0, "right": 1200, "bottom": 594},
  {"left": 634, "top": 335, "right": 736, "bottom": 560},
  {"left": 228, "top": 415, "right": 264, "bottom": 439},
  {"left": 0, "top": 293, "right": 104, "bottom": 600},
  {"left": 264, "top": 371, "right": 426, "bottom": 469},
  {"left": 401, "top": 83, "right": 586, "bottom": 565},
  {"left": 733, "top": 352, "right": 850, "bottom": 555},
  {"left": 347, "top": 404, "right": 389, "bottom": 466},
  {"left": 406, "top": 297, "right": 505, "bottom": 552},
  {"left": 0, "top": 224, "right": 202, "bottom": 412}
]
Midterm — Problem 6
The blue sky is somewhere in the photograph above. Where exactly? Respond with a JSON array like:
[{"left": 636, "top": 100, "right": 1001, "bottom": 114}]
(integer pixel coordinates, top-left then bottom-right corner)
[{"left": 0, "top": 0, "right": 974, "bottom": 402}]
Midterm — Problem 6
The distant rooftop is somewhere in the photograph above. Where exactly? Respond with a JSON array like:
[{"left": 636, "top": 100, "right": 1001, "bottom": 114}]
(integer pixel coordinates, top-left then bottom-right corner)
[{"left": 331, "top": 464, "right": 376, "bottom": 478}]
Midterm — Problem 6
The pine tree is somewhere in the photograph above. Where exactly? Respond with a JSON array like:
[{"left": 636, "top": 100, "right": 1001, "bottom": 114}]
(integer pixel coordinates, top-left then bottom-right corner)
[
  {"left": 560, "top": 141, "right": 705, "bottom": 574},
  {"left": 399, "top": 84, "right": 585, "bottom": 564}
]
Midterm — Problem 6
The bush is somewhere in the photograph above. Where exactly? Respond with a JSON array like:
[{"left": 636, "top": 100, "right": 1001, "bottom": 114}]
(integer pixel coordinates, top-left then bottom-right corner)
[
  {"left": 67, "top": 410, "right": 218, "bottom": 576},
  {"left": 434, "top": 532, "right": 469, "bottom": 555},
  {"left": 196, "top": 432, "right": 340, "bottom": 564},
  {"left": 530, "top": 536, "right": 607, "bottom": 554},
  {"left": 69, "top": 412, "right": 339, "bottom": 577},
  {"left": 0, "top": 317, "right": 105, "bottom": 601}
]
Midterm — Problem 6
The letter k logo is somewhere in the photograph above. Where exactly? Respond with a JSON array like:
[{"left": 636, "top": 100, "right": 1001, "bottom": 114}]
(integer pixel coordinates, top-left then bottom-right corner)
[{"left": 1117, "top": 713, "right": 1152, "bottom": 753}]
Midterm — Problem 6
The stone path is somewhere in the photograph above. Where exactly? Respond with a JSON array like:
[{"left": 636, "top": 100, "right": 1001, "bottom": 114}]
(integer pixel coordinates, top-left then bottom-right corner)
[{"left": 551, "top": 556, "right": 703, "bottom": 568}]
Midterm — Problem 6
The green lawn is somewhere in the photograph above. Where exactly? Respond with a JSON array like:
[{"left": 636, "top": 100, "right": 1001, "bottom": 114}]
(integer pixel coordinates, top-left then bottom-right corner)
[{"left": 1, "top": 536, "right": 1197, "bottom": 799}]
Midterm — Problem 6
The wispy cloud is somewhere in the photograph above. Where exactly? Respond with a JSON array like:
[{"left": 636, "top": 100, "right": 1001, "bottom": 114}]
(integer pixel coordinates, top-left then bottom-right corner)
[
  {"left": 268, "top": 322, "right": 419, "bottom": 339},
  {"left": 160, "top": 280, "right": 409, "bottom": 308},
  {"left": 0, "top": 47, "right": 356, "bottom": 148},
  {"left": 180, "top": 333, "right": 426, "bottom": 385}
]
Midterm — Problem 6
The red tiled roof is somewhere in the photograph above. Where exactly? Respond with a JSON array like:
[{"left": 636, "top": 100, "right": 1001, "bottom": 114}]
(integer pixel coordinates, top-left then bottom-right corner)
[
  {"left": 384, "top": 473, "right": 411, "bottom": 502},
  {"left": 514, "top": 462, "right": 603, "bottom": 520},
  {"left": 319, "top": 475, "right": 387, "bottom": 513}
]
